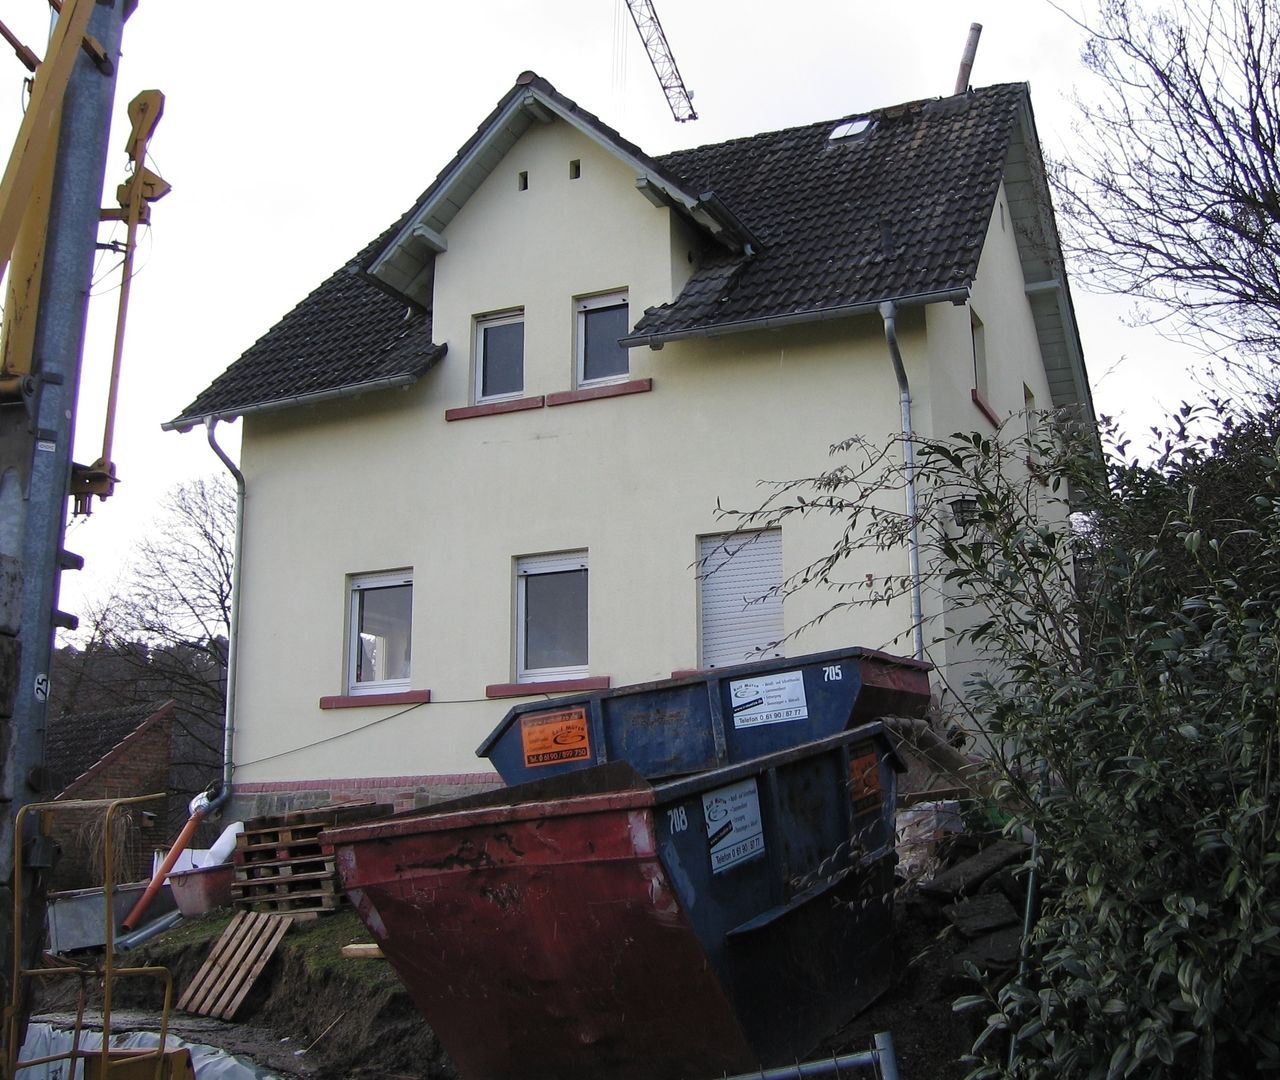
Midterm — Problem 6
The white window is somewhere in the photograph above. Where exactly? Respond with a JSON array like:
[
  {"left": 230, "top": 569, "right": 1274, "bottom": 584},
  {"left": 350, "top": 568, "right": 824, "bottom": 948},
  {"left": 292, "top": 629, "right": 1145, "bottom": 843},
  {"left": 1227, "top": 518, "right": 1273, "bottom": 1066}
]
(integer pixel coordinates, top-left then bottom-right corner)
[
  {"left": 348, "top": 571, "right": 413, "bottom": 695},
  {"left": 576, "top": 292, "right": 629, "bottom": 386},
  {"left": 698, "top": 530, "right": 784, "bottom": 668},
  {"left": 475, "top": 311, "right": 524, "bottom": 401},
  {"left": 516, "top": 551, "right": 588, "bottom": 682}
]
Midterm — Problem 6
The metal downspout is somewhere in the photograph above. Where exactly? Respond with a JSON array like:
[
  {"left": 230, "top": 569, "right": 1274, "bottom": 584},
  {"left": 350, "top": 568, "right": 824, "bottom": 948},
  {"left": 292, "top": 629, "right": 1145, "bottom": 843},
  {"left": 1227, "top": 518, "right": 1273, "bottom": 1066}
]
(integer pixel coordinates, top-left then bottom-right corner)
[
  {"left": 205, "top": 419, "right": 243, "bottom": 792},
  {"left": 879, "top": 301, "right": 925, "bottom": 662}
]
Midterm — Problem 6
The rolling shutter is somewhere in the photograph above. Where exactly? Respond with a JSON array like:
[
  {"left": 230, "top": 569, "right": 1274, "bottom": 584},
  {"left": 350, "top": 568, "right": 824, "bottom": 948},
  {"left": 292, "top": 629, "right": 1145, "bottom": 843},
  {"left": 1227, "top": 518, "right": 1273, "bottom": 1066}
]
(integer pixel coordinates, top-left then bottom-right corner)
[{"left": 698, "top": 530, "right": 783, "bottom": 668}]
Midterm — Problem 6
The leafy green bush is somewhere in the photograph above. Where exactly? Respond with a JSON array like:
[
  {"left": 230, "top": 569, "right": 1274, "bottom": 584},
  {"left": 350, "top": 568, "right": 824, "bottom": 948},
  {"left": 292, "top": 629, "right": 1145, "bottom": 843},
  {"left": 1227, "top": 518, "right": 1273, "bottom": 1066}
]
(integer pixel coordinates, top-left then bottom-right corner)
[{"left": 723, "top": 401, "right": 1280, "bottom": 1077}]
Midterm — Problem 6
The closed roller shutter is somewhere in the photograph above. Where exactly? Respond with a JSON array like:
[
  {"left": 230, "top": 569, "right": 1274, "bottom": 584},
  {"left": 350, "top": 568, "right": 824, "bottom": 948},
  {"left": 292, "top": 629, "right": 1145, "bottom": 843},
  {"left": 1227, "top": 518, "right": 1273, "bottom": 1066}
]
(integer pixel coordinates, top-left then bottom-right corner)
[{"left": 698, "top": 529, "right": 783, "bottom": 668}]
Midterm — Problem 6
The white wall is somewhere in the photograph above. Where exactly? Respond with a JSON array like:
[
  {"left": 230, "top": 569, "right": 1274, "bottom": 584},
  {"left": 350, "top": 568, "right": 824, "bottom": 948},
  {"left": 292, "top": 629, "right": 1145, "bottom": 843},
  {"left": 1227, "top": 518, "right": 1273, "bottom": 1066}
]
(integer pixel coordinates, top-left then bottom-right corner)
[
  {"left": 229, "top": 124, "right": 1040, "bottom": 784},
  {"left": 921, "top": 182, "right": 1067, "bottom": 707}
]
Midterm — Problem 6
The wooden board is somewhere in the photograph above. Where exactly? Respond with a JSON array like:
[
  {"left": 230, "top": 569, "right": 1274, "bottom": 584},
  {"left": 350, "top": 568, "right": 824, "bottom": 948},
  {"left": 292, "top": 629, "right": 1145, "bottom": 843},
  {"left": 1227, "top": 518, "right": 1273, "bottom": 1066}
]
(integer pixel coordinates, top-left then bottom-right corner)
[
  {"left": 83, "top": 1048, "right": 196, "bottom": 1079},
  {"left": 177, "top": 910, "right": 293, "bottom": 1020}
]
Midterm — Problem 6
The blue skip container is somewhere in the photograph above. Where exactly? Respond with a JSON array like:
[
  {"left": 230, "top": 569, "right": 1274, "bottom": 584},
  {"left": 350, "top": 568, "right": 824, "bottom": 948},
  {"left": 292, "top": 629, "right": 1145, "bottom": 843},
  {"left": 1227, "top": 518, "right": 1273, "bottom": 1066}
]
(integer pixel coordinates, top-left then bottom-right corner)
[{"left": 477, "top": 645, "right": 930, "bottom": 787}]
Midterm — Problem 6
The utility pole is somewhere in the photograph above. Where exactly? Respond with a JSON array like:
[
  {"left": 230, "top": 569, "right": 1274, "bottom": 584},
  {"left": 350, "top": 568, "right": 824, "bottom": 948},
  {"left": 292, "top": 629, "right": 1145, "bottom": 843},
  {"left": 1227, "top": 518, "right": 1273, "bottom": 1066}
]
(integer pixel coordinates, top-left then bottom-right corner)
[{"left": 0, "top": 0, "right": 129, "bottom": 1050}]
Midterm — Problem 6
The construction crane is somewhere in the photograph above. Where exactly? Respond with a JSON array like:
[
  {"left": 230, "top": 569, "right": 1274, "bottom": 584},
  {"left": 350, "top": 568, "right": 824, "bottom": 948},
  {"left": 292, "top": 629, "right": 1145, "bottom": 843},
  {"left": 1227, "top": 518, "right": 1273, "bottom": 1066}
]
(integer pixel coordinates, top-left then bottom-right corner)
[
  {"left": 0, "top": 1, "right": 169, "bottom": 1067},
  {"left": 623, "top": 0, "right": 697, "bottom": 122}
]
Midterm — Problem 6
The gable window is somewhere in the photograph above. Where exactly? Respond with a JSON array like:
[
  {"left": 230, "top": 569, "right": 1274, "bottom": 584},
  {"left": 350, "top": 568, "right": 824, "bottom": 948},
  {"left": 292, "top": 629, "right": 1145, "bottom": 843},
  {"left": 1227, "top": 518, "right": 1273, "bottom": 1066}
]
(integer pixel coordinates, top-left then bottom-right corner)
[
  {"left": 348, "top": 571, "right": 413, "bottom": 695},
  {"left": 517, "top": 551, "right": 588, "bottom": 682},
  {"left": 576, "top": 292, "right": 629, "bottom": 386},
  {"left": 970, "top": 308, "right": 999, "bottom": 426},
  {"left": 971, "top": 309, "right": 988, "bottom": 399},
  {"left": 698, "top": 530, "right": 784, "bottom": 668},
  {"left": 476, "top": 311, "right": 524, "bottom": 401}
]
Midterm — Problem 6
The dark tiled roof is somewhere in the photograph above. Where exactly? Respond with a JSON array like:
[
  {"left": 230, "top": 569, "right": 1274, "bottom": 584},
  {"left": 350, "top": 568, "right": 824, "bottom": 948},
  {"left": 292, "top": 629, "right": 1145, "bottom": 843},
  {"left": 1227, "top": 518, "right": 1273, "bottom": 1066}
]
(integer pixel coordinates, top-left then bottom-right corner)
[
  {"left": 45, "top": 700, "right": 171, "bottom": 792},
  {"left": 166, "top": 224, "right": 445, "bottom": 430},
  {"left": 631, "top": 85, "right": 1025, "bottom": 340},
  {"left": 169, "top": 77, "right": 1026, "bottom": 427}
]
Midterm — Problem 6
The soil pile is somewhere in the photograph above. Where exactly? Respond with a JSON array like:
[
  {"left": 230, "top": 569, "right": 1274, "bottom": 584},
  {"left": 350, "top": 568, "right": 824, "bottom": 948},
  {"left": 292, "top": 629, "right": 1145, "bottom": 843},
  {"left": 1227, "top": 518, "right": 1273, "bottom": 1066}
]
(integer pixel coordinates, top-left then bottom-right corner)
[{"left": 110, "top": 911, "right": 457, "bottom": 1079}]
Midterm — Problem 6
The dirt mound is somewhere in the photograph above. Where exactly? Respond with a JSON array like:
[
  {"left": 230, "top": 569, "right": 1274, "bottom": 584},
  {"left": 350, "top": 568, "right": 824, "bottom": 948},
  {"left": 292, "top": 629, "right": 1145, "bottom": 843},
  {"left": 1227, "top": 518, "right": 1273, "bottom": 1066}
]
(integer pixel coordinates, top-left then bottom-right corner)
[{"left": 114, "top": 911, "right": 457, "bottom": 1079}]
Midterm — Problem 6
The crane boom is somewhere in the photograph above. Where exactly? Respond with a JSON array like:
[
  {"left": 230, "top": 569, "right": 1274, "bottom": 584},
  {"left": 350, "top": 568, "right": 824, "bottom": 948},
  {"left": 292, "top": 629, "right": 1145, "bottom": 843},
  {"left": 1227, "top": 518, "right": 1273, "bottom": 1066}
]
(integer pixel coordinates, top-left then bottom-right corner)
[{"left": 623, "top": 0, "right": 697, "bottom": 122}]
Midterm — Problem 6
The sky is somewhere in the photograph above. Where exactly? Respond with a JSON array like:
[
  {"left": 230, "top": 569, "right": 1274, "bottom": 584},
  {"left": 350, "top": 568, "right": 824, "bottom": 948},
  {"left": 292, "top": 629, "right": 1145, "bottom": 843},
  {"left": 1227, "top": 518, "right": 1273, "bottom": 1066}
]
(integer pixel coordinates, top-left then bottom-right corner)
[{"left": 2, "top": 0, "right": 1208, "bottom": 627}]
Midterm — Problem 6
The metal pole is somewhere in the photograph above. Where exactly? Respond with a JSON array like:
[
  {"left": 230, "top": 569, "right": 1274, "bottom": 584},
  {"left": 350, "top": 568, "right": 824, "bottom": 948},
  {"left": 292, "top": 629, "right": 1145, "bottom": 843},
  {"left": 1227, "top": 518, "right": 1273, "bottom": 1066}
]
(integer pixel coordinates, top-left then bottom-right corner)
[
  {"left": 0, "top": 0, "right": 128, "bottom": 1045},
  {"left": 714, "top": 1033, "right": 899, "bottom": 1079}
]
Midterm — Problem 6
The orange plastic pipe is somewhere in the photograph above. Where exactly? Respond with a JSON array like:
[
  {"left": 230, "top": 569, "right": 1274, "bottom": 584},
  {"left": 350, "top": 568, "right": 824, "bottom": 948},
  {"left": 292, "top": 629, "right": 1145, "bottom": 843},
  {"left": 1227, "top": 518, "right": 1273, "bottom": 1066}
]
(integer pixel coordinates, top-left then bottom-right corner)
[{"left": 121, "top": 809, "right": 205, "bottom": 930}]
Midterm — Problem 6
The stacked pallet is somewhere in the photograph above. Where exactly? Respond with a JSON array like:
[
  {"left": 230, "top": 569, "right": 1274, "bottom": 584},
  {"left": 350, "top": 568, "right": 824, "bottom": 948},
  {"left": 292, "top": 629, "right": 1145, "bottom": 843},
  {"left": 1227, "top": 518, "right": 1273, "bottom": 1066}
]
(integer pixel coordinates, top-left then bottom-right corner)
[{"left": 231, "top": 803, "right": 390, "bottom": 917}]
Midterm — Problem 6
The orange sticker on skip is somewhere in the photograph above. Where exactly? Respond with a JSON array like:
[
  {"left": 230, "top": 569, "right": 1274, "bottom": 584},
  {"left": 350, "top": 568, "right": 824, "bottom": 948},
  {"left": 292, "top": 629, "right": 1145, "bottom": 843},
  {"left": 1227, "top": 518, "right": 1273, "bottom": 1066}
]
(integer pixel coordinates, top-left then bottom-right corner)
[
  {"left": 521, "top": 706, "right": 591, "bottom": 767},
  {"left": 849, "top": 743, "right": 882, "bottom": 815}
]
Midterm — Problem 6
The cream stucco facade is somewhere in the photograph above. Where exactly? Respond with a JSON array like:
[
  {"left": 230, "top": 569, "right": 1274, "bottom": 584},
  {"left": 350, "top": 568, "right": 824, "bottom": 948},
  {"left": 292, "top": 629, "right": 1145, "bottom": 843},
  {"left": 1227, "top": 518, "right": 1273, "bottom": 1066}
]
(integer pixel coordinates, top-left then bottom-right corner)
[{"left": 224, "top": 111, "right": 1067, "bottom": 795}]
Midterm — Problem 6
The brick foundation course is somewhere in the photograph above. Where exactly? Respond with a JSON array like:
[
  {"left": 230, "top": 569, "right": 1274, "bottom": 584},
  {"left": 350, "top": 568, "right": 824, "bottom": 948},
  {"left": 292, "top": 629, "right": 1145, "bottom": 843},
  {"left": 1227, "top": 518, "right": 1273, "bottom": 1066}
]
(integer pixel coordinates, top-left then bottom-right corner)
[{"left": 225, "top": 772, "right": 502, "bottom": 822}]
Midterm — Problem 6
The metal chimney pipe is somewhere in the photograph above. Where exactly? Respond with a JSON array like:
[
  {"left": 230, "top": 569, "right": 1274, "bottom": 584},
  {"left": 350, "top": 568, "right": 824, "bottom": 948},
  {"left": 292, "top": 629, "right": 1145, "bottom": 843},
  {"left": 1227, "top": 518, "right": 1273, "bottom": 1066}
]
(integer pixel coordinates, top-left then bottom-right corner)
[{"left": 954, "top": 22, "right": 983, "bottom": 95}]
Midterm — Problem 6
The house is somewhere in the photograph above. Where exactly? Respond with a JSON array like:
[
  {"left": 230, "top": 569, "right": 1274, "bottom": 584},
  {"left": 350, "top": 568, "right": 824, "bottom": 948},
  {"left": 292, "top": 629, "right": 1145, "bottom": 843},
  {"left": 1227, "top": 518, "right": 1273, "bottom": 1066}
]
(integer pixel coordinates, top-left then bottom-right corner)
[
  {"left": 166, "top": 72, "right": 1092, "bottom": 817},
  {"left": 45, "top": 700, "right": 175, "bottom": 890}
]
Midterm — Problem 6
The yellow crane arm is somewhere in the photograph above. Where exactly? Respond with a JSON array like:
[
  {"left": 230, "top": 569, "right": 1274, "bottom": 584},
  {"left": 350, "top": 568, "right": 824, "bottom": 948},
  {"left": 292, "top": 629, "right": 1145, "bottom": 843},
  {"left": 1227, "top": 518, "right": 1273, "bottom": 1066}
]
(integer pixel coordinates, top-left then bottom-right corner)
[{"left": 0, "top": 0, "right": 97, "bottom": 295}]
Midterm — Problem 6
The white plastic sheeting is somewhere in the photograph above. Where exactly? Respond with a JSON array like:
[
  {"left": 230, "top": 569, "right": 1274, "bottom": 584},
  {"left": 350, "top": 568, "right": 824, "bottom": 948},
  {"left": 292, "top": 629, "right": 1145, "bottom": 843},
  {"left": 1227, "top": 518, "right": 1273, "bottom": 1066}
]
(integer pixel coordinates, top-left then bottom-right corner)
[{"left": 17, "top": 1023, "right": 282, "bottom": 1079}]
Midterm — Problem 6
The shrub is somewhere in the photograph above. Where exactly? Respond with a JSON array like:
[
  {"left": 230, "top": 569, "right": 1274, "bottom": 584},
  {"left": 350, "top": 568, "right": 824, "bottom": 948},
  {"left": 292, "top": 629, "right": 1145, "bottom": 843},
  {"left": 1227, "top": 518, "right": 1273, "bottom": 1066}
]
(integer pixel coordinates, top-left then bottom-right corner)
[{"left": 722, "top": 400, "right": 1280, "bottom": 1077}]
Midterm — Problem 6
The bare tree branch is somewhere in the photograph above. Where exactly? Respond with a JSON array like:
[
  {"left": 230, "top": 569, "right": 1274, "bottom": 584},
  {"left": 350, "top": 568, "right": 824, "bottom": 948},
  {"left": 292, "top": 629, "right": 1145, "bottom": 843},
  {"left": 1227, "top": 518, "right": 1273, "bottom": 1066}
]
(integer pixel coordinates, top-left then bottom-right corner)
[{"left": 1050, "top": 0, "right": 1280, "bottom": 357}]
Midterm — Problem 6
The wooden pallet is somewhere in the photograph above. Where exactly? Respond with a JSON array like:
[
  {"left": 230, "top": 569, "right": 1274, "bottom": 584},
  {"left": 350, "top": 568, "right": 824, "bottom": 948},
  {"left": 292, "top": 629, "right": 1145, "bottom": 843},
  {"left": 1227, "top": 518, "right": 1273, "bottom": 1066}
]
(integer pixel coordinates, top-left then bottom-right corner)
[
  {"left": 231, "top": 803, "right": 390, "bottom": 915},
  {"left": 177, "top": 910, "right": 293, "bottom": 1019},
  {"left": 244, "top": 801, "right": 393, "bottom": 832}
]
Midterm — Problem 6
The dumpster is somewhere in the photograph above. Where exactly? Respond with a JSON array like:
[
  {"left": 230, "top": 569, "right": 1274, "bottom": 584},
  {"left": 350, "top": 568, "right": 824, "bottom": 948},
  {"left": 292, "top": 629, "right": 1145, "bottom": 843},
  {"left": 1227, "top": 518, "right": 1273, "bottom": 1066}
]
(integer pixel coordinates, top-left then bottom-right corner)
[
  {"left": 477, "top": 645, "right": 929, "bottom": 787},
  {"left": 325, "top": 723, "right": 904, "bottom": 1080}
]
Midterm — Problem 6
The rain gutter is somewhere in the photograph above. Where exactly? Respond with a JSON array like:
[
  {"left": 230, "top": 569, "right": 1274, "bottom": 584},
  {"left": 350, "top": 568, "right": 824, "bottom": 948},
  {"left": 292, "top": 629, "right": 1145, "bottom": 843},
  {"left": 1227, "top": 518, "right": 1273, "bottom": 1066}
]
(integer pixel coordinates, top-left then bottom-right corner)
[
  {"left": 619, "top": 287, "right": 969, "bottom": 349},
  {"left": 161, "top": 365, "right": 437, "bottom": 433}
]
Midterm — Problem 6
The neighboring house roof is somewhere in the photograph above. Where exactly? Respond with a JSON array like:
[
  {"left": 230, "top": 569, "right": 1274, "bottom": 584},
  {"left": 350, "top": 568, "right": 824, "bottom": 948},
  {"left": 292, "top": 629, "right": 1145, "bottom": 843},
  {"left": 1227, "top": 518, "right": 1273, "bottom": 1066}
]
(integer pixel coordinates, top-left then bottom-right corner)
[
  {"left": 45, "top": 700, "right": 175, "bottom": 793},
  {"left": 167, "top": 72, "right": 1090, "bottom": 432}
]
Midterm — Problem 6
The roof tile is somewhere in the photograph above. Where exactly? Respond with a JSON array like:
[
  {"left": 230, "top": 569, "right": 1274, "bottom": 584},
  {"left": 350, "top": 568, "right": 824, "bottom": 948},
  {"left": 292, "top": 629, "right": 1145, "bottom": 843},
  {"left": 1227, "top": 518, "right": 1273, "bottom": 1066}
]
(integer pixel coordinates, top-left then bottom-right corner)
[{"left": 169, "top": 77, "right": 1025, "bottom": 427}]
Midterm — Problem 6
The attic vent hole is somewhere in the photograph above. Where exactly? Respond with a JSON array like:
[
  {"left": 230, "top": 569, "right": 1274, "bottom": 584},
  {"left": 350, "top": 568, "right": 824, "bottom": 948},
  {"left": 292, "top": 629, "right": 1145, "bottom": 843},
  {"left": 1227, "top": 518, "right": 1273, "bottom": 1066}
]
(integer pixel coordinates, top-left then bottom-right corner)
[
  {"left": 518, "top": 171, "right": 529, "bottom": 191},
  {"left": 829, "top": 117, "right": 874, "bottom": 142},
  {"left": 569, "top": 159, "right": 581, "bottom": 179}
]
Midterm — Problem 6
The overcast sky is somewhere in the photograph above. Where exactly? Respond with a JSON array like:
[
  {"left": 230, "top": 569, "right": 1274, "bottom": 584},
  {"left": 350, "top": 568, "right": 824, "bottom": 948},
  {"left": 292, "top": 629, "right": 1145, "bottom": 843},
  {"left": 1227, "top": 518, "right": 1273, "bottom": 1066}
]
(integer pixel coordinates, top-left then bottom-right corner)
[{"left": 3, "top": 0, "right": 1207, "bottom": 626}]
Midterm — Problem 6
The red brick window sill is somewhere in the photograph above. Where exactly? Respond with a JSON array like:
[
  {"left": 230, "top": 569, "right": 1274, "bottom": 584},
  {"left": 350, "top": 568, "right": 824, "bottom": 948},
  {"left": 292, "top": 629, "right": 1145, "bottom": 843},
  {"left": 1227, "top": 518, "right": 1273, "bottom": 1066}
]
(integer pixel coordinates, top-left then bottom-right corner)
[
  {"left": 319, "top": 689, "right": 432, "bottom": 710},
  {"left": 445, "top": 395, "right": 544, "bottom": 422},
  {"left": 546, "top": 378, "right": 652, "bottom": 407},
  {"left": 971, "top": 388, "right": 1000, "bottom": 428},
  {"left": 485, "top": 676, "right": 611, "bottom": 699}
]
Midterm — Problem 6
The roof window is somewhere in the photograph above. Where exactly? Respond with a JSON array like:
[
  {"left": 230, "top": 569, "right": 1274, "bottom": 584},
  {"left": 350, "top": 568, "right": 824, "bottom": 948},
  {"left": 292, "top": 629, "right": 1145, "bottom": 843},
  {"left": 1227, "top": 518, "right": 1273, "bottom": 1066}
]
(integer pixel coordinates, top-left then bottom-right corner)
[{"left": 829, "top": 117, "right": 874, "bottom": 142}]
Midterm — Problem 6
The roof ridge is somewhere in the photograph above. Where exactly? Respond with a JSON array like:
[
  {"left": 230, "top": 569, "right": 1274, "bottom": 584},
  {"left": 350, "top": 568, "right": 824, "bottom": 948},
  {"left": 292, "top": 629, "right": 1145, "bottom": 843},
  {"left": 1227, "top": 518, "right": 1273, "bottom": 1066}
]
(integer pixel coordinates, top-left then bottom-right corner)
[{"left": 656, "top": 82, "right": 1028, "bottom": 163}]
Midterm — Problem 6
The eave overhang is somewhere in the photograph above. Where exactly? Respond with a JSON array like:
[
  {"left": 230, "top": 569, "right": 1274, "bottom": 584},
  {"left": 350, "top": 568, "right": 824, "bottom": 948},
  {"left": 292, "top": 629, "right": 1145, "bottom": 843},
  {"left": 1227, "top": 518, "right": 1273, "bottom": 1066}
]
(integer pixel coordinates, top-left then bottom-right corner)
[
  {"left": 1002, "top": 93, "right": 1096, "bottom": 428},
  {"left": 162, "top": 345, "right": 446, "bottom": 433}
]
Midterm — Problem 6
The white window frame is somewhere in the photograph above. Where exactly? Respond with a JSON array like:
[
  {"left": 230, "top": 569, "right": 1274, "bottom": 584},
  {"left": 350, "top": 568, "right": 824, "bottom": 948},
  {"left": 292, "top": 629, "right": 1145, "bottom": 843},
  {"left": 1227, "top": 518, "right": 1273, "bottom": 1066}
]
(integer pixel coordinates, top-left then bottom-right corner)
[
  {"left": 516, "top": 551, "right": 589, "bottom": 683},
  {"left": 474, "top": 310, "right": 525, "bottom": 403},
  {"left": 575, "top": 291, "right": 630, "bottom": 388},
  {"left": 347, "top": 570, "right": 413, "bottom": 696}
]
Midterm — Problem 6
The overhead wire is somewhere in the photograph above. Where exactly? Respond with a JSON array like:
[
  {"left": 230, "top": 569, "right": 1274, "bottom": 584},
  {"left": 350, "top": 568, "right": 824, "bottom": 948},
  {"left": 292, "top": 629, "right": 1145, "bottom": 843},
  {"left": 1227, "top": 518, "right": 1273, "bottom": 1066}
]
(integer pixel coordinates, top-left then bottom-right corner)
[{"left": 233, "top": 690, "right": 569, "bottom": 770}]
